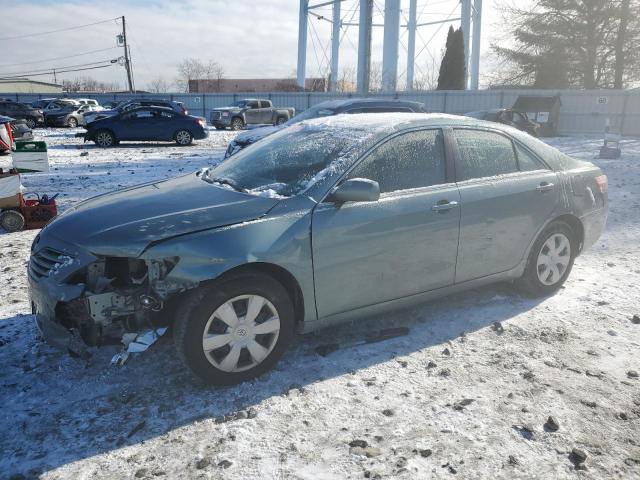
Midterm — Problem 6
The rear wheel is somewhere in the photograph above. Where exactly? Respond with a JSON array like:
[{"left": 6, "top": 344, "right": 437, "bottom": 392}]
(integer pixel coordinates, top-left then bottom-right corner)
[
  {"left": 516, "top": 221, "right": 576, "bottom": 296},
  {"left": 0, "top": 210, "right": 25, "bottom": 232},
  {"left": 174, "top": 272, "right": 294, "bottom": 385},
  {"left": 175, "top": 129, "right": 193, "bottom": 145},
  {"left": 67, "top": 117, "right": 78, "bottom": 128},
  {"left": 94, "top": 130, "right": 115, "bottom": 148},
  {"left": 276, "top": 117, "right": 287, "bottom": 125},
  {"left": 230, "top": 117, "right": 244, "bottom": 131},
  {"left": 25, "top": 118, "right": 37, "bottom": 129}
]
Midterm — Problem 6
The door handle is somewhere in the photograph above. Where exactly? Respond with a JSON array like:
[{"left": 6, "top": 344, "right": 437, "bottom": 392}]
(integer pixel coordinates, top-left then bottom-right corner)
[
  {"left": 431, "top": 200, "right": 459, "bottom": 212},
  {"left": 536, "top": 182, "right": 554, "bottom": 192}
]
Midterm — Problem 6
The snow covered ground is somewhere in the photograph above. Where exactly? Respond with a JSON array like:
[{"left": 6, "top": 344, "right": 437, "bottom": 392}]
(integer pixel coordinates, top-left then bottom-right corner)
[{"left": 0, "top": 129, "right": 638, "bottom": 479}]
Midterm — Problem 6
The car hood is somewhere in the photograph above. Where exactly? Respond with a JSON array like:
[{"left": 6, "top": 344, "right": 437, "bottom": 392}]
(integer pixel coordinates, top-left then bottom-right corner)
[
  {"left": 44, "top": 173, "right": 280, "bottom": 257},
  {"left": 233, "top": 124, "right": 284, "bottom": 145}
]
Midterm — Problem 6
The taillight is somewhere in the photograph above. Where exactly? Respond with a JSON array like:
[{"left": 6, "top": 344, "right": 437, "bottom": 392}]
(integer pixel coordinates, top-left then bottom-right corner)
[{"left": 595, "top": 175, "right": 608, "bottom": 194}]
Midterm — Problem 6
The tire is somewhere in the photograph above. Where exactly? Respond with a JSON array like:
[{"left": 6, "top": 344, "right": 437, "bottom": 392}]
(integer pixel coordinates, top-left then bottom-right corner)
[
  {"left": 25, "top": 118, "right": 37, "bottom": 129},
  {"left": 94, "top": 130, "right": 116, "bottom": 148},
  {"left": 276, "top": 117, "right": 287, "bottom": 125},
  {"left": 175, "top": 129, "right": 193, "bottom": 146},
  {"left": 174, "top": 272, "right": 295, "bottom": 385},
  {"left": 67, "top": 117, "right": 78, "bottom": 128},
  {"left": 230, "top": 117, "right": 244, "bottom": 131},
  {"left": 0, "top": 210, "right": 26, "bottom": 232},
  {"left": 516, "top": 221, "right": 576, "bottom": 297}
]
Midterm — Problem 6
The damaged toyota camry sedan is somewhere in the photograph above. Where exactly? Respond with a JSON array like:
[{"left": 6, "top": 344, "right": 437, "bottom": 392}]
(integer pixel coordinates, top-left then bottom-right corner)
[{"left": 29, "top": 114, "right": 608, "bottom": 385}]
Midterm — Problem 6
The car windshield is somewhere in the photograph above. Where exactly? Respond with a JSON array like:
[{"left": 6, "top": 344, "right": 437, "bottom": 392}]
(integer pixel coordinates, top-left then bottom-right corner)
[
  {"left": 231, "top": 100, "right": 249, "bottom": 107},
  {"left": 203, "top": 121, "right": 378, "bottom": 197},
  {"left": 287, "top": 104, "right": 336, "bottom": 125}
]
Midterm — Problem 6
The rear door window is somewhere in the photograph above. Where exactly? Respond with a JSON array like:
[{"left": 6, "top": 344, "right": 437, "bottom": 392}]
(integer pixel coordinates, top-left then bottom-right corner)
[
  {"left": 453, "top": 129, "right": 518, "bottom": 181},
  {"left": 260, "top": 100, "right": 272, "bottom": 108},
  {"left": 348, "top": 129, "right": 446, "bottom": 193}
]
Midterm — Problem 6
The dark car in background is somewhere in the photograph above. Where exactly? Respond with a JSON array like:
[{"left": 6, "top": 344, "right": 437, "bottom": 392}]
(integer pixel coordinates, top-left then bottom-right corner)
[
  {"left": 210, "top": 99, "right": 295, "bottom": 130},
  {"left": 224, "top": 98, "right": 427, "bottom": 158},
  {"left": 0, "top": 100, "right": 44, "bottom": 129},
  {"left": 465, "top": 108, "right": 540, "bottom": 137},
  {"left": 84, "top": 99, "right": 188, "bottom": 125},
  {"left": 82, "top": 106, "right": 207, "bottom": 147}
]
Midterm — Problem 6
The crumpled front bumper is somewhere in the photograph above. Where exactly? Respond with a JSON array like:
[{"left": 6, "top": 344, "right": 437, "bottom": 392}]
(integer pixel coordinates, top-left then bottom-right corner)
[{"left": 28, "top": 235, "right": 96, "bottom": 353}]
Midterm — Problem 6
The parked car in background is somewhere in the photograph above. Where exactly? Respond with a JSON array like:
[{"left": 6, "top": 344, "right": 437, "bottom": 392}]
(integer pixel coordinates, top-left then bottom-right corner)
[
  {"left": 465, "top": 109, "right": 540, "bottom": 137},
  {"left": 28, "top": 113, "right": 608, "bottom": 385},
  {"left": 82, "top": 106, "right": 207, "bottom": 147},
  {"left": 84, "top": 99, "right": 188, "bottom": 124},
  {"left": 75, "top": 98, "right": 100, "bottom": 107},
  {"left": 102, "top": 100, "right": 122, "bottom": 110},
  {"left": 45, "top": 104, "right": 104, "bottom": 128},
  {"left": 0, "top": 100, "right": 44, "bottom": 129},
  {"left": 31, "top": 98, "right": 58, "bottom": 110},
  {"left": 9, "top": 119, "right": 33, "bottom": 141},
  {"left": 210, "top": 99, "right": 295, "bottom": 130},
  {"left": 224, "top": 98, "right": 426, "bottom": 158}
]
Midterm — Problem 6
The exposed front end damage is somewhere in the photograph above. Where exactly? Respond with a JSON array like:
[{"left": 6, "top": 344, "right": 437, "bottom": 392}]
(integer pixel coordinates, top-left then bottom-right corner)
[{"left": 29, "top": 242, "right": 197, "bottom": 356}]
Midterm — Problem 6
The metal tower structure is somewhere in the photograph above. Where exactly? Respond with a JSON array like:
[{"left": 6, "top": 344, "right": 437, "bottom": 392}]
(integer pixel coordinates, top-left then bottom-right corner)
[{"left": 296, "top": 0, "right": 483, "bottom": 93}]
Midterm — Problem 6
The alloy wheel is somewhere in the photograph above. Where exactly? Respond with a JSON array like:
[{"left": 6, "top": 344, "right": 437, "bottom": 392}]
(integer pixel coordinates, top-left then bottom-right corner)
[
  {"left": 95, "top": 132, "right": 113, "bottom": 147},
  {"left": 201, "top": 294, "right": 281, "bottom": 373},
  {"left": 536, "top": 233, "right": 571, "bottom": 286},
  {"left": 176, "top": 130, "right": 192, "bottom": 145}
]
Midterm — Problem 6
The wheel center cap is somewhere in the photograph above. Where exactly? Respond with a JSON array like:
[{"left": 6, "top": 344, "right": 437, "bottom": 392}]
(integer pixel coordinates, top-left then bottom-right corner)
[{"left": 236, "top": 327, "right": 247, "bottom": 337}]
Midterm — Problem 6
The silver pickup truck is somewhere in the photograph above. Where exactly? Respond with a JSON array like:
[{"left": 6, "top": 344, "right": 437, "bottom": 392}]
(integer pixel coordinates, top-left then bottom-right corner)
[{"left": 209, "top": 99, "right": 295, "bottom": 130}]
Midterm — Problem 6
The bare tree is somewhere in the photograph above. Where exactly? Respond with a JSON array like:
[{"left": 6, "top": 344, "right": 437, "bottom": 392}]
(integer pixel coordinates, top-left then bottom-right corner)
[
  {"left": 368, "top": 62, "right": 382, "bottom": 92},
  {"left": 62, "top": 76, "right": 120, "bottom": 93},
  {"left": 174, "top": 58, "right": 225, "bottom": 93},
  {"left": 147, "top": 77, "right": 170, "bottom": 93},
  {"left": 337, "top": 65, "right": 357, "bottom": 92}
]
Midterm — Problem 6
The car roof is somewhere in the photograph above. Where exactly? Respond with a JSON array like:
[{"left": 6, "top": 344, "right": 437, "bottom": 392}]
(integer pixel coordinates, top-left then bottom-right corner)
[
  {"left": 125, "top": 106, "right": 177, "bottom": 113},
  {"left": 311, "top": 97, "right": 424, "bottom": 110}
]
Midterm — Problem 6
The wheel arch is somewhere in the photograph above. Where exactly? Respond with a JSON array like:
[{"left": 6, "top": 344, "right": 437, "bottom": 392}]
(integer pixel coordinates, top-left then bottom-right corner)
[
  {"left": 214, "top": 262, "right": 305, "bottom": 327},
  {"left": 552, "top": 214, "right": 585, "bottom": 253}
]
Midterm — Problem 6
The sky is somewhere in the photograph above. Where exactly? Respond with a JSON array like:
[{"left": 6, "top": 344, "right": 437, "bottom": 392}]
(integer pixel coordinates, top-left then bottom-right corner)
[{"left": 0, "top": 0, "right": 524, "bottom": 90}]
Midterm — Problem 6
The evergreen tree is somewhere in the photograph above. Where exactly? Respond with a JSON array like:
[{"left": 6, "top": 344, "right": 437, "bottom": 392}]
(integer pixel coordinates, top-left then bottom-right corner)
[
  {"left": 437, "top": 27, "right": 466, "bottom": 90},
  {"left": 492, "top": 0, "right": 640, "bottom": 89}
]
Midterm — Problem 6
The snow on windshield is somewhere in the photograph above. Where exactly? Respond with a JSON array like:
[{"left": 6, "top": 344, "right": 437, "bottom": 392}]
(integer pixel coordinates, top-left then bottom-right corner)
[{"left": 207, "top": 114, "right": 409, "bottom": 198}]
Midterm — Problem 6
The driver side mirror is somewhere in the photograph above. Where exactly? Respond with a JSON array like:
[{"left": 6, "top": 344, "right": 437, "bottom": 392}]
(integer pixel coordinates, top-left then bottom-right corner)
[{"left": 328, "top": 178, "right": 380, "bottom": 203}]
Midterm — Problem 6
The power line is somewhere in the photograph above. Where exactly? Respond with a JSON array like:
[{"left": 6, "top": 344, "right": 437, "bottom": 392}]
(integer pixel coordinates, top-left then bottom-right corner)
[
  {"left": 0, "top": 59, "right": 119, "bottom": 77},
  {"left": 0, "top": 47, "right": 120, "bottom": 68},
  {"left": 0, "top": 17, "right": 121, "bottom": 41},
  {"left": 0, "top": 64, "right": 116, "bottom": 80}
]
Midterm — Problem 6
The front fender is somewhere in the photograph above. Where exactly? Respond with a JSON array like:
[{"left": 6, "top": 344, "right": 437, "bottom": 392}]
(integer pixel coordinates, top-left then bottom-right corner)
[{"left": 141, "top": 197, "right": 317, "bottom": 323}]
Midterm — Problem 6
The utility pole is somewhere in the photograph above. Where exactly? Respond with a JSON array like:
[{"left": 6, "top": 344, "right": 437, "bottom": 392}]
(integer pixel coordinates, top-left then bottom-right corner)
[
  {"left": 406, "top": 0, "right": 417, "bottom": 91},
  {"left": 121, "top": 15, "right": 134, "bottom": 93},
  {"left": 53, "top": 69, "right": 57, "bottom": 84}
]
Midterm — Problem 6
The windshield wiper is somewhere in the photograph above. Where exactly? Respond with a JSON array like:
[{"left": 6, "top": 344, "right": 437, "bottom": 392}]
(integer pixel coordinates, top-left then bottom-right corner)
[{"left": 211, "top": 176, "right": 245, "bottom": 192}]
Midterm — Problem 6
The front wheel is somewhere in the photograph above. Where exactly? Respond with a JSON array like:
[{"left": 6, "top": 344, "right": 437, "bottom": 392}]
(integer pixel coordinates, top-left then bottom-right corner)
[
  {"left": 175, "top": 129, "right": 193, "bottom": 145},
  {"left": 25, "top": 118, "right": 37, "bottom": 129},
  {"left": 230, "top": 117, "right": 244, "bottom": 131},
  {"left": 94, "top": 130, "right": 116, "bottom": 148},
  {"left": 174, "top": 272, "right": 294, "bottom": 385},
  {"left": 516, "top": 221, "right": 576, "bottom": 296},
  {"left": 276, "top": 117, "right": 287, "bottom": 125},
  {"left": 67, "top": 117, "right": 78, "bottom": 128}
]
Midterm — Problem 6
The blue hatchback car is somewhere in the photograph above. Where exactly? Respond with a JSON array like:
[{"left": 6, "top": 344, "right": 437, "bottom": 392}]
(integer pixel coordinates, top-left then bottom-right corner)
[{"left": 82, "top": 106, "right": 208, "bottom": 147}]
